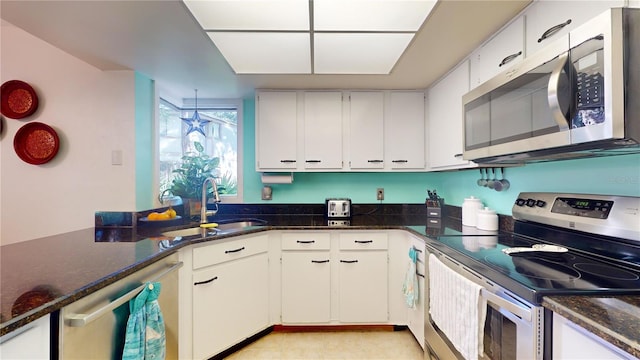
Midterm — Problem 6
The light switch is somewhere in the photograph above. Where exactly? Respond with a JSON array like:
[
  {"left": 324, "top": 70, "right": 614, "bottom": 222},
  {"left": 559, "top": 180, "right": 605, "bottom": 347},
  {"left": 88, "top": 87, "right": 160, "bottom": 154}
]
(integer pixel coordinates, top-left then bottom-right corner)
[{"left": 111, "top": 150, "right": 123, "bottom": 165}]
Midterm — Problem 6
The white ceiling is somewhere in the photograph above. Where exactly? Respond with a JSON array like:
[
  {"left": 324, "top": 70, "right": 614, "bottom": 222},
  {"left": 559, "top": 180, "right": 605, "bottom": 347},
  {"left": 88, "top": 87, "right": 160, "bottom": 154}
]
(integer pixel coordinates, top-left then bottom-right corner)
[{"left": 0, "top": 0, "right": 531, "bottom": 101}]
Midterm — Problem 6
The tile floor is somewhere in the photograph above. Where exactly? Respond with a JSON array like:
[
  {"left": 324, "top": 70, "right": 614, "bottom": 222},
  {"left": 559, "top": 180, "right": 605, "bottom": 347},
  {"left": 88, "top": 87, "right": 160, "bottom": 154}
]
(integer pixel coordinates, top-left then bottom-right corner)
[{"left": 225, "top": 329, "right": 424, "bottom": 359}]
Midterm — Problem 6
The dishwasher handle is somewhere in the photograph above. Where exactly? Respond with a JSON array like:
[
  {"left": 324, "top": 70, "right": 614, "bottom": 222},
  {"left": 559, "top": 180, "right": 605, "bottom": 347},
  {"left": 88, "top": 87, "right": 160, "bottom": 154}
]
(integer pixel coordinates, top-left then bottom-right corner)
[{"left": 65, "top": 261, "right": 184, "bottom": 327}]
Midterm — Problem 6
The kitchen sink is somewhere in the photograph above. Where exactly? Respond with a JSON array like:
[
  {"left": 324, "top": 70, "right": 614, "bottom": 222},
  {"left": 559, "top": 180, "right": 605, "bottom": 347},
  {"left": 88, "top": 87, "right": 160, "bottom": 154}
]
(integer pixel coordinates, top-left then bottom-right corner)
[{"left": 161, "top": 218, "right": 267, "bottom": 238}]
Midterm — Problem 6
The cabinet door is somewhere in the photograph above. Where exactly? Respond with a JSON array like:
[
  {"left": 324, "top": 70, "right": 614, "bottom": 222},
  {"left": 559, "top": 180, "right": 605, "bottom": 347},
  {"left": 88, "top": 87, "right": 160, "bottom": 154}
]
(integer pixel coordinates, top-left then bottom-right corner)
[
  {"left": 349, "top": 92, "right": 384, "bottom": 169},
  {"left": 407, "top": 237, "right": 426, "bottom": 349},
  {"left": 552, "top": 313, "right": 632, "bottom": 359},
  {"left": 192, "top": 253, "right": 269, "bottom": 359},
  {"left": 428, "top": 60, "right": 474, "bottom": 170},
  {"left": 525, "top": 1, "right": 624, "bottom": 56},
  {"left": 470, "top": 16, "right": 525, "bottom": 89},
  {"left": 304, "top": 91, "right": 344, "bottom": 169},
  {"left": 0, "top": 315, "right": 49, "bottom": 360},
  {"left": 385, "top": 92, "right": 426, "bottom": 170},
  {"left": 338, "top": 251, "right": 388, "bottom": 323},
  {"left": 256, "top": 91, "right": 298, "bottom": 170},
  {"left": 281, "top": 251, "right": 331, "bottom": 323}
]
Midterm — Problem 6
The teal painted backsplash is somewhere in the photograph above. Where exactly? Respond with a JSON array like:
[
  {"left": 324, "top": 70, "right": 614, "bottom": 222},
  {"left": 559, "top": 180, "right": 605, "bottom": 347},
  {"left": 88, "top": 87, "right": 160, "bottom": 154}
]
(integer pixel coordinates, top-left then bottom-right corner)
[
  {"left": 243, "top": 98, "right": 640, "bottom": 215},
  {"left": 135, "top": 73, "right": 155, "bottom": 211}
]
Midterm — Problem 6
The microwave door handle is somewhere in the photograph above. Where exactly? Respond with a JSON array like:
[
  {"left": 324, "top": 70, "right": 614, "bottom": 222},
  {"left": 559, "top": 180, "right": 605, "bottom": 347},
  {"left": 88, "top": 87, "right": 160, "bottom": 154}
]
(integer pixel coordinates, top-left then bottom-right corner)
[{"left": 547, "top": 52, "right": 572, "bottom": 131}]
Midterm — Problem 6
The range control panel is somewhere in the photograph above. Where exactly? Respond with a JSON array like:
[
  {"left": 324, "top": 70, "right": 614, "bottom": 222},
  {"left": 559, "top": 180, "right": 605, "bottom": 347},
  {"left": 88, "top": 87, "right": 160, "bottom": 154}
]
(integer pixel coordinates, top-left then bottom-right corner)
[
  {"left": 551, "top": 197, "right": 614, "bottom": 219},
  {"left": 512, "top": 192, "right": 640, "bottom": 241}
]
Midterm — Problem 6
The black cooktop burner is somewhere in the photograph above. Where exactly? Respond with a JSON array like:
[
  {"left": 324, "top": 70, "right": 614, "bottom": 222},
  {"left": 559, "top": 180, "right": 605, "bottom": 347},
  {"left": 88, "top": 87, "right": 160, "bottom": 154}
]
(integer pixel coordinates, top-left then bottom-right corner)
[
  {"left": 573, "top": 263, "right": 640, "bottom": 281},
  {"left": 484, "top": 254, "right": 581, "bottom": 281}
]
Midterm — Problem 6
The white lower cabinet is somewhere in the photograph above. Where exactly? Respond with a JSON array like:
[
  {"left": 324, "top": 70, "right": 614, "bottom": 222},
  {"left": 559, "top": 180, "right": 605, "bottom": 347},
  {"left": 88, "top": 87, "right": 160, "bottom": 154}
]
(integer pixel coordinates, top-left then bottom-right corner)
[
  {"left": 180, "top": 230, "right": 422, "bottom": 359},
  {"left": 338, "top": 251, "right": 388, "bottom": 323},
  {"left": 0, "top": 314, "right": 50, "bottom": 360},
  {"left": 281, "top": 252, "right": 331, "bottom": 323},
  {"left": 553, "top": 312, "right": 634, "bottom": 359},
  {"left": 407, "top": 235, "right": 426, "bottom": 349},
  {"left": 281, "top": 232, "right": 332, "bottom": 323},
  {"left": 191, "top": 236, "right": 269, "bottom": 359},
  {"left": 338, "top": 232, "right": 389, "bottom": 323}
]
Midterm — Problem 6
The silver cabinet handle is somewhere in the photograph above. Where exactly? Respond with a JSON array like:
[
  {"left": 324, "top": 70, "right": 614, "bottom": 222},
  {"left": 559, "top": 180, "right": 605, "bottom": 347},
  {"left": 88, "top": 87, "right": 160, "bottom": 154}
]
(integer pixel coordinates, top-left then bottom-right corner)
[
  {"left": 499, "top": 51, "right": 522, "bottom": 67},
  {"left": 538, "top": 19, "right": 572, "bottom": 43},
  {"left": 65, "top": 262, "right": 183, "bottom": 327}
]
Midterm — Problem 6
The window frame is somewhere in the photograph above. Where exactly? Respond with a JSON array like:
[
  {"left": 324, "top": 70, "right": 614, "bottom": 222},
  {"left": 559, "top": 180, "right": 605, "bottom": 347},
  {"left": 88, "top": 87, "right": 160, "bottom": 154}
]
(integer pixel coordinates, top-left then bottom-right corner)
[{"left": 156, "top": 96, "right": 243, "bottom": 205}]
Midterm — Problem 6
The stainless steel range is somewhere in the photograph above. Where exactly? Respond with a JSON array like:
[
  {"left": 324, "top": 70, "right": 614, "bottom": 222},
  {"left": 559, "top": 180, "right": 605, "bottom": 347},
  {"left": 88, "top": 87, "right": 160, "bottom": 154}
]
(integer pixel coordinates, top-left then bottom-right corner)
[{"left": 424, "top": 192, "right": 640, "bottom": 360}]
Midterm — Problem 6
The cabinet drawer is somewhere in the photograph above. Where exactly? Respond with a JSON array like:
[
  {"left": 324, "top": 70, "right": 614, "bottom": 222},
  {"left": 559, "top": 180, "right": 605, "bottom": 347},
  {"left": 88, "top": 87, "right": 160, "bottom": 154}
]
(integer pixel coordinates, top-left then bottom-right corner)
[
  {"left": 281, "top": 232, "right": 331, "bottom": 250},
  {"left": 193, "top": 235, "right": 268, "bottom": 269},
  {"left": 339, "top": 232, "right": 388, "bottom": 250}
]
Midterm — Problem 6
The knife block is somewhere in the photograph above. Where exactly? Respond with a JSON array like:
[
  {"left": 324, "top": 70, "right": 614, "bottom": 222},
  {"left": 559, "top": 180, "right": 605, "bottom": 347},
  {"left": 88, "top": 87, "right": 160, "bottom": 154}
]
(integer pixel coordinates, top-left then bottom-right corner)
[{"left": 426, "top": 198, "right": 444, "bottom": 227}]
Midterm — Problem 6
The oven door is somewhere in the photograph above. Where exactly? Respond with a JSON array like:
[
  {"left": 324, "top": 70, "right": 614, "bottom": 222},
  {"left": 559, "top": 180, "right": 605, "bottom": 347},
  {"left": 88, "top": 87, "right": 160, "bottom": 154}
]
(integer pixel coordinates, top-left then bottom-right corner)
[
  {"left": 482, "top": 291, "right": 541, "bottom": 360},
  {"left": 424, "top": 250, "right": 543, "bottom": 360}
]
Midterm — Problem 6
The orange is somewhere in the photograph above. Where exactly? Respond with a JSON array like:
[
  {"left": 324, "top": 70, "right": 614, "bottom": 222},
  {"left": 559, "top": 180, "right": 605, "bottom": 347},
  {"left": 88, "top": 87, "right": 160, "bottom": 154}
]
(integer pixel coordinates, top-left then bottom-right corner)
[{"left": 156, "top": 213, "right": 171, "bottom": 220}]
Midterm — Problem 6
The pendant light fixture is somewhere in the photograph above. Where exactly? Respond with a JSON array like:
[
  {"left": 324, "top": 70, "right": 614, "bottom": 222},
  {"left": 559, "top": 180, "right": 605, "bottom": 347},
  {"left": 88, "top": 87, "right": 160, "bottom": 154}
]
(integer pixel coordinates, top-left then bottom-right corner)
[{"left": 181, "top": 89, "right": 210, "bottom": 137}]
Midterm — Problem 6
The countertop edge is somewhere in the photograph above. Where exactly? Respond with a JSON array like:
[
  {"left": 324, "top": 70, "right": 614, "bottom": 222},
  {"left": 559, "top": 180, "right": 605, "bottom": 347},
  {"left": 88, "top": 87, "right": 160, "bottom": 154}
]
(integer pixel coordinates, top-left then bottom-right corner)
[{"left": 543, "top": 296, "right": 640, "bottom": 358}]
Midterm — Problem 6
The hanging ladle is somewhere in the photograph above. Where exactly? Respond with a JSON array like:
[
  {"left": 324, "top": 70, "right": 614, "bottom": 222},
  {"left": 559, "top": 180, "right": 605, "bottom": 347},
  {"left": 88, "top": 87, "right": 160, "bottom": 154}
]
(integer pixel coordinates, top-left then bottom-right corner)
[
  {"left": 477, "top": 168, "right": 486, "bottom": 187},
  {"left": 486, "top": 168, "right": 497, "bottom": 189},
  {"left": 494, "top": 167, "right": 510, "bottom": 192}
]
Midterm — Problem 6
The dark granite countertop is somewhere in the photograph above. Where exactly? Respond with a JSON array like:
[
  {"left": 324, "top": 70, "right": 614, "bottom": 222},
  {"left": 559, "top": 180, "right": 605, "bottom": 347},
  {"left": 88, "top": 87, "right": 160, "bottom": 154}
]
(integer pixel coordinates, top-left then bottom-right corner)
[
  {"left": 543, "top": 296, "right": 640, "bottom": 358},
  {"left": 3, "top": 203, "right": 637, "bottom": 360},
  {"left": 1, "top": 209, "right": 446, "bottom": 337}
]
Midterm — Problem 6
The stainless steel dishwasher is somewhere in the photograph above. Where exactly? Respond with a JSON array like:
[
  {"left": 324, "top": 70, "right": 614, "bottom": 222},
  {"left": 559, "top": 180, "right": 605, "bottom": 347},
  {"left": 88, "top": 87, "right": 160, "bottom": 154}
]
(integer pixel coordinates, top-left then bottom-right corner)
[{"left": 59, "top": 254, "right": 181, "bottom": 359}]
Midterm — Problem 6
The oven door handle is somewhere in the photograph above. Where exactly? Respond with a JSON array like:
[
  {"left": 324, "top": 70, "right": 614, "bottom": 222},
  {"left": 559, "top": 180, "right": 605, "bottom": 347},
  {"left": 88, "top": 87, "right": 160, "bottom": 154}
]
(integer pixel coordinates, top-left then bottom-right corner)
[{"left": 480, "top": 288, "right": 532, "bottom": 322}]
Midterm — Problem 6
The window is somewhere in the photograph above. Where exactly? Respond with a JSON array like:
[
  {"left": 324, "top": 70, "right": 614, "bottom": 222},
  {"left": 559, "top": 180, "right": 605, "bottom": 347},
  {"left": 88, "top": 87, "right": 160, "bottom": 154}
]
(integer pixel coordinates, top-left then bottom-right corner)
[{"left": 158, "top": 98, "right": 242, "bottom": 202}]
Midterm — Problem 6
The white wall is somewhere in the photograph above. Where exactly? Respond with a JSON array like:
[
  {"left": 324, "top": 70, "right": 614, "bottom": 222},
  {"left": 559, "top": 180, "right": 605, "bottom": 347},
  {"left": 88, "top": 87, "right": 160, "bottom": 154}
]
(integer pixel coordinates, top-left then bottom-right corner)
[{"left": 1, "top": 21, "right": 137, "bottom": 245}]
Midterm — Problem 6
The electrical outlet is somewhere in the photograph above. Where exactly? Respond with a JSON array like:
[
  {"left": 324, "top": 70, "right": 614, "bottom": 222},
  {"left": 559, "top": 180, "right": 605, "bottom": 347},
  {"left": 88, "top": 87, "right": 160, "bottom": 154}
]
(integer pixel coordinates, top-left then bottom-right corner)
[{"left": 376, "top": 188, "right": 384, "bottom": 201}]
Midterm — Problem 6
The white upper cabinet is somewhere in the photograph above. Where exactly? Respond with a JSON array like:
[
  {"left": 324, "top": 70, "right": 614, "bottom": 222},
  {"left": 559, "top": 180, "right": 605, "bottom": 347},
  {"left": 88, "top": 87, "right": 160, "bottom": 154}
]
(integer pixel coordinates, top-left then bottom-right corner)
[
  {"left": 524, "top": 0, "right": 625, "bottom": 56},
  {"left": 470, "top": 16, "right": 525, "bottom": 90},
  {"left": 385, "top": 91, "right": 426, "bottom": 170},
  {"left": 256, "top": 91, "right": 298, "bottom": 170},
  {"left": 428, "top": 60, "right": 476, "bottom": 170},
  {"left": 349, "top": 92, "right": 385, "bottom": 169},
  {"left": 303, "top": 91, "right": 344, "bottom": 170},
  {"left": 255, "top": 90, "right": 427, "bottom": 172}
]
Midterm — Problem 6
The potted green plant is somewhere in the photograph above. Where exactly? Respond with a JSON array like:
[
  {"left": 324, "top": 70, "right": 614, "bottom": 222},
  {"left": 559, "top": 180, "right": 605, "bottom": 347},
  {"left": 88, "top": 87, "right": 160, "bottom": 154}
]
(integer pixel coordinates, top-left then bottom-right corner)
[{"left": 163, "top": 142, "right": 222, "bottom": 217}]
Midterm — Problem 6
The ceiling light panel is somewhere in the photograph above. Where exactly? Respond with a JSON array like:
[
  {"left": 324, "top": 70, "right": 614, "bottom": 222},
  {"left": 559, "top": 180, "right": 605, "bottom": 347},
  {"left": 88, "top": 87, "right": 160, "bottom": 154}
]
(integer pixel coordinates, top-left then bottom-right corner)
[
  {"left": 208, "top": 32, "right": 311, "bottom": 74},
  {"left": 313, "top": 0, "right": 437, "bottom": 31},
  {"left": 314, "top": 33, "right": 414, "bottom": 74},
  {"left": 183, "top": 0, "right": 309, "bottom": 30}
]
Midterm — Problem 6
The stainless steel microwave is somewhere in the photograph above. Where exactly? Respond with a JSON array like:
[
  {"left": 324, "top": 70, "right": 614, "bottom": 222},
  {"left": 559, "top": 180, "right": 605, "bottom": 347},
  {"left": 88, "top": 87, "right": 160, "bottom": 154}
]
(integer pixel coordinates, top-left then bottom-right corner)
[{"left": 462, "top": 8, "right": 640, "bottom": 164}]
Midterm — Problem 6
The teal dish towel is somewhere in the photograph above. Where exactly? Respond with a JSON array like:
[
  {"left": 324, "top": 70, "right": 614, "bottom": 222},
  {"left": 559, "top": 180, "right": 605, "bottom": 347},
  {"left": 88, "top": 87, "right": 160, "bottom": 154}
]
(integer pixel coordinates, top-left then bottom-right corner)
[
  {"left": 122, "top": 282, "right": 166, "bottom": 360},
  {"left": 402, "top": 247, "right": 419, "bottom": 308}
]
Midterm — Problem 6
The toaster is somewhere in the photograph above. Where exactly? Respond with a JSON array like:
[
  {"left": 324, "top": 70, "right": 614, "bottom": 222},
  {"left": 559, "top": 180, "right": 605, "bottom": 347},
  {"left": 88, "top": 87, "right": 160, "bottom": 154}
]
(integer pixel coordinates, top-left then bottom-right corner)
[{"left": 326, "top": 198, "right": 352, "bottom": 218}]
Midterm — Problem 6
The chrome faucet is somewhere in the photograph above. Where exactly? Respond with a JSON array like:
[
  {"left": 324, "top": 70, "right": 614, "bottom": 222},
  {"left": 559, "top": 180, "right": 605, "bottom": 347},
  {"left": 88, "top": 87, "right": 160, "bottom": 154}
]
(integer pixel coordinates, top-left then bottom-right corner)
[{"left": 201, "top": 177, "right": 221, "bottom": 224}]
